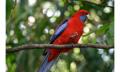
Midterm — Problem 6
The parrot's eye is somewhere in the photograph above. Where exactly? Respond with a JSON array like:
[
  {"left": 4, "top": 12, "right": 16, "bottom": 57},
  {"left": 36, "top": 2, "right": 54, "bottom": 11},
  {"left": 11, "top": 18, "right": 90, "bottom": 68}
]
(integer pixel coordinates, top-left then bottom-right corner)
[
  {"left": 80, "top": 12, "right": 85, "bottom": 15},
  {"left": 80, "top": 12, "right": 89, "bottom": 16}
]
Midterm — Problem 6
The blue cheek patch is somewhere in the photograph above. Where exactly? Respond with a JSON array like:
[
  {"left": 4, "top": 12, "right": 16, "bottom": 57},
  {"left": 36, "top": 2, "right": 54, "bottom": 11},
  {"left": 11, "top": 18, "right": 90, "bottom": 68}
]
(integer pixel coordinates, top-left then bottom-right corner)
[{"left": 80, "top": 15, "right": 87, "bottom": 22}]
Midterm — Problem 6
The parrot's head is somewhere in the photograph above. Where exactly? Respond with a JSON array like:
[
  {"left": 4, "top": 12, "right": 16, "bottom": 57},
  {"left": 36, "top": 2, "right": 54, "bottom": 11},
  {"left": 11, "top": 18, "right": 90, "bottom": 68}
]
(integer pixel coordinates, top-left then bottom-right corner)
[{"left": 72, "top": 10, "right": 89, "bottom": 22}]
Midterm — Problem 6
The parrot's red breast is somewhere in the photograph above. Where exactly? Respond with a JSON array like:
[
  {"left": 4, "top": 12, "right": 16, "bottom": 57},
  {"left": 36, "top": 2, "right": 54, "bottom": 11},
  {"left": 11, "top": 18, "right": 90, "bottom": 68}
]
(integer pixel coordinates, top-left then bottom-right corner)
[{"left": 47, "top": 10, "right": 89, "bottom": 62}]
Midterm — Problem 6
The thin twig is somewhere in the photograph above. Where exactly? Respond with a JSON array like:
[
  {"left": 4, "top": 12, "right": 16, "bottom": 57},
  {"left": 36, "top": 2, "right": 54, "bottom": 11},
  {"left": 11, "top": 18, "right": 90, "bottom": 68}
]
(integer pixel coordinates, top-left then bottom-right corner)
[{"left": 6, "top": 44, "right": 114, "bottom": 53}]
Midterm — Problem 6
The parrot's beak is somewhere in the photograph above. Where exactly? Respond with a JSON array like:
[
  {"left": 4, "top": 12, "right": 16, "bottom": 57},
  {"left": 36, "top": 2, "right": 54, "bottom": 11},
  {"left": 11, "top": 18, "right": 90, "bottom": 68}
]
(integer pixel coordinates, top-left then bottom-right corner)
[
  {"left": 86, "top": 14, "right": 89, "bottom": 17},
  {"left": 86, "top": 14, "right": 90, "bottom": 20}
]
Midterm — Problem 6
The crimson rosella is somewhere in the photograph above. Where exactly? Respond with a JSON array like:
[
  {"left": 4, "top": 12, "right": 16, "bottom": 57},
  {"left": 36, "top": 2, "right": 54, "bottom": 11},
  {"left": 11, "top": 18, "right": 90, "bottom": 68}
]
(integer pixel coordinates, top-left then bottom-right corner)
[{"left": 38, "top": 9, "right": 89, "bottom": 72}]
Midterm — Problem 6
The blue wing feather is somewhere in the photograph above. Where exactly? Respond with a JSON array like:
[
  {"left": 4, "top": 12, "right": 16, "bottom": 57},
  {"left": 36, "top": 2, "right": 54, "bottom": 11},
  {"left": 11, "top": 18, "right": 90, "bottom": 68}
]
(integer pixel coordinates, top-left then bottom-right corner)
[
  {"left": 50, "top": 20, "right": 68, "bottom": 43},
  {"left": 43, "top": 20, "right": 68, "bottom": 55}
]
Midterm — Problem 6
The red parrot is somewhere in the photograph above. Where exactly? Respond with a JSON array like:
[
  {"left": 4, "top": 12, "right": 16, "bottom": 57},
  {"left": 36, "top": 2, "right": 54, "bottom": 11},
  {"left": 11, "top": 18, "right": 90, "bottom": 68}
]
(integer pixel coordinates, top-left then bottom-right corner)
[{"left": 38, "top": 10, "right": 89, "bottom": 72}]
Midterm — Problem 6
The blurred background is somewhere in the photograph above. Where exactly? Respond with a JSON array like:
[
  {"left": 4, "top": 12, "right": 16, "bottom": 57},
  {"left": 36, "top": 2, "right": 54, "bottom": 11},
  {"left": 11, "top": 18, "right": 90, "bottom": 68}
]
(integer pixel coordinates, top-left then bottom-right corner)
[{"left": 6, "top": 0, "right": 114, "bottom": 72}]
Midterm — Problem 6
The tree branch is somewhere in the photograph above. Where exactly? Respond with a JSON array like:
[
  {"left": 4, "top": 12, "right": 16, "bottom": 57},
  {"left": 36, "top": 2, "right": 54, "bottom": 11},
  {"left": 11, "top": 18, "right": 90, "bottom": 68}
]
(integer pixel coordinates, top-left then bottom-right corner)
[
  {"left": 6, "top": 44, "right": 114, "bottom": 53},
  {"left": 82, "top": 0, "right": 114, "bottom": 8}
]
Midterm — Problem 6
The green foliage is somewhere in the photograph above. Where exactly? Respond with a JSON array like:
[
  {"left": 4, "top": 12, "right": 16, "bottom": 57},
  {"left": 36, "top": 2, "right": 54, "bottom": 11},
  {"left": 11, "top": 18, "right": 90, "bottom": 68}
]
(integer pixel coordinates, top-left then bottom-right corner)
[{"left": 6, "top": 0, "right": 114, "bottom": 72}]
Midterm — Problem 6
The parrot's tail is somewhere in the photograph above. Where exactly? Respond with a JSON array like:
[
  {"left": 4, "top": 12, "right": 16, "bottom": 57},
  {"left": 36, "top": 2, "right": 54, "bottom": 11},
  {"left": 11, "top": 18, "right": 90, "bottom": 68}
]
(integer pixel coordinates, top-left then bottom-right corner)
[{"left": 38, "top": 52, "right": 58, "bottom": 72}]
